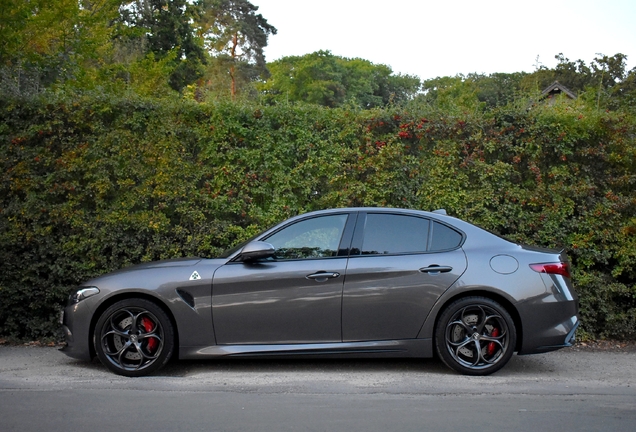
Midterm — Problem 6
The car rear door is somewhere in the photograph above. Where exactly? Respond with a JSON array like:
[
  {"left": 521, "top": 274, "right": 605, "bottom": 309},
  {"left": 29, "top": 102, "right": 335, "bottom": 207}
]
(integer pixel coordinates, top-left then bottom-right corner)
[{"left": 342, "top": 212, "right": 467, "bottom": 342}]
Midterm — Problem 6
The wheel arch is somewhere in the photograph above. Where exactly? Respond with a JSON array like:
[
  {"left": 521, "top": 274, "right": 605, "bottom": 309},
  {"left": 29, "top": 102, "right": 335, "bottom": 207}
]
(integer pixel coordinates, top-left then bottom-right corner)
[
  {"left": 430, "top": 290, "right": 524, "bottom": 353},
  {"left": 88, "top": 291, "right": 180, "bottom": 360}
]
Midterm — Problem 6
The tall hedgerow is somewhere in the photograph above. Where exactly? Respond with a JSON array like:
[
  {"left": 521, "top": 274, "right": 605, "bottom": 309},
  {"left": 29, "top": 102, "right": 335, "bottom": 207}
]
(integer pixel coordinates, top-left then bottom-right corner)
[{"left": 1, "top": 93, "right": 634, "bottom": 340}]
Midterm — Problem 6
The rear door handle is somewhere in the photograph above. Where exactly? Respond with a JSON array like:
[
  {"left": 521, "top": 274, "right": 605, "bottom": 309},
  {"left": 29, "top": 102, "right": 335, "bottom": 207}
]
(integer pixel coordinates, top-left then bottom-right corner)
[
  {"left": 306, "top": 272, "right": 340, "bottom": 281},
  {"left": 419, "top": 265, "right": 453, "bottom": 274}
]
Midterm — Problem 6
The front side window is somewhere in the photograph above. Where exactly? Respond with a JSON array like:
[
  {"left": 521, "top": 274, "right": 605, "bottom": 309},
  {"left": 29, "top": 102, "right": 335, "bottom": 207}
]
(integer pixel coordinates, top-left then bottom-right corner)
[
  {"left": 265, "top": 214, "right": 348, "bottom": 260},
  {"left": 360, "top": 214, "right": 429, "bottom": 255}
]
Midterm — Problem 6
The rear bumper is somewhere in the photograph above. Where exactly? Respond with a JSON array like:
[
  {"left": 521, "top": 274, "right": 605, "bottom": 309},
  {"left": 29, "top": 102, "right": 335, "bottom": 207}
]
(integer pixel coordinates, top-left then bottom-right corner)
[
  {"left": 515, "top": 266, "right": 579, "bottom": 355},
  {"left": 519, "top": 317, "right": 579, "bottom": 355},
  {"left": 517, "top": 300, "right": 579, "bottom": 355}
]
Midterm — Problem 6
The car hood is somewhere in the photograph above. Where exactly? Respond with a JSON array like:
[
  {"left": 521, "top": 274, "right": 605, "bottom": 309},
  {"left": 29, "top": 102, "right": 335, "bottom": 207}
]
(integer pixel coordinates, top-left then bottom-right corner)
[
  {"left": 85, "top": 258, "right": 207, "bottom": 280},
  {"left": 132, "top": 257, "right": 204, "bottom": 269},
  {"left": 82, "top": 257, "right": 228, "bottom": 289},
  {"left": 99, "top": 257, "right": 205, "bottom": 276}
]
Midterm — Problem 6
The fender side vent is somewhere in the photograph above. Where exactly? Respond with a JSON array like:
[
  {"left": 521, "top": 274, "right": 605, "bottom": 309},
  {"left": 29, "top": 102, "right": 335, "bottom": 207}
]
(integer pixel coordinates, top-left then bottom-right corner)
[{"left": 176, "top": 289, "right": 195, "bottom": 309}]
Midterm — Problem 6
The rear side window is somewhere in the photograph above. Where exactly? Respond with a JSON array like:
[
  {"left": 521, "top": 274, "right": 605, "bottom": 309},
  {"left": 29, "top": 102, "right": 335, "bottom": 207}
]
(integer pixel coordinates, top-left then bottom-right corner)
[
  {"left": 360, "top": 214, "right": 429, "bottom": 255},
  {"left": 429, "top": 221, "right": 462, "bottom": 251}
]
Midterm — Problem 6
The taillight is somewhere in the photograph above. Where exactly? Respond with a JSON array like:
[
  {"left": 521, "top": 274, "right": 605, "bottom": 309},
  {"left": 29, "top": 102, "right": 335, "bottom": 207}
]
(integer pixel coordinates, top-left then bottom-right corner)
[{"left": 529, "top": 262, "right": 571, "bottom": 278}]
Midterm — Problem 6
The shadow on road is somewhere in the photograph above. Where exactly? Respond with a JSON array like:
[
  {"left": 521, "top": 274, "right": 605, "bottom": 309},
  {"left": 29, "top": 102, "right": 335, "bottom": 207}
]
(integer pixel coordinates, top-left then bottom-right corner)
[{"left": 65, "top": 352, "right": 556, "bottom": 378}]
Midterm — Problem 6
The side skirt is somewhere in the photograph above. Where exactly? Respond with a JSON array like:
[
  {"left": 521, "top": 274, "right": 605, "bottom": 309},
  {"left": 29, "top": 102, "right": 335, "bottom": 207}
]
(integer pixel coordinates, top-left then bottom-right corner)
[{"left": 179, "top": 339, "right": 433, "bottom": 360}]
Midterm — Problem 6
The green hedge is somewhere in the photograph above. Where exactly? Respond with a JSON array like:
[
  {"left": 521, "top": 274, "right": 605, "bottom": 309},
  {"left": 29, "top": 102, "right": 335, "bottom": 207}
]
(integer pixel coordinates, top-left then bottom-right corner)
[{"left": 1, "top": 94, "right": 635, "bottom": 341}]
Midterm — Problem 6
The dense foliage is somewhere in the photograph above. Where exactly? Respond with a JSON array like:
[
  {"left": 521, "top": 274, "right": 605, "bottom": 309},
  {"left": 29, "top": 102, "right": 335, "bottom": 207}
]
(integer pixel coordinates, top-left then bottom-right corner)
[
  {"left": 0, "top": 0, "right": 278, "bottom": 98},
  {"left": 1, "top": 92, "right": 635, "bottom": 341},
  {"left": 258, "top": 50, "right": 421, "bottom": 108},
  {"left": 1, "top": 2, "right": 635, "bottom": 343}
]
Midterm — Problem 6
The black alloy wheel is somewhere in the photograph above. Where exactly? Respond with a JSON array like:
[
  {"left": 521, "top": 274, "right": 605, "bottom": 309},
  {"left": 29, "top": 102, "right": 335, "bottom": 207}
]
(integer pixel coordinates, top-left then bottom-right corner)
[
  {"left": 435, "top": 296, "right": 516, "bottom": 376},
  {"left": 94, "top": 298, "right": 174, "bottom": 377}
]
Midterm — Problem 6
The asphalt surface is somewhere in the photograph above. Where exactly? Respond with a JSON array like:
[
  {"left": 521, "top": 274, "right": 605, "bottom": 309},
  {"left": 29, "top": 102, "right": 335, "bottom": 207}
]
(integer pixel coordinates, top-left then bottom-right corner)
[{"left": 1, "top": 344, "right": 635, "bottom": 431}]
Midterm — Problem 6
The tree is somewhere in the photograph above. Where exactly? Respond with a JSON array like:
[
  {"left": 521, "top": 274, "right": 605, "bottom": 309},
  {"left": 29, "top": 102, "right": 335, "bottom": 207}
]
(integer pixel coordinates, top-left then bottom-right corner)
[
  {"left": 259, "top": 51, "right": 420, "bottom": 108},
  {"left": 118, "top": 0, "right": 207, "bottom": 92},
  {"left": 518, "top": 53, "right": 632, "bottom": 110},
  {"left": 197, "top": 0, "right": 276, "bottom": 98},
  {"left": 259, "top": 50, "right": 344, "bottom": 106},
  {"left": 342, "top": 58, "right": 421, "bottom": 108},
  {"left": 468, "top": 72, "right": 527, "bottom": 108},
  {"left": 415, "top": 75, "right": 483, "bottom": 113},
  {"left": 611, "top": 66, "right": 636, "bottom": 111},
  {"left": 590, "top": 53, "right": 630, "bottom": 109},
  {"left": 0, "top": 0, "right": 120, "bottom": 96}
]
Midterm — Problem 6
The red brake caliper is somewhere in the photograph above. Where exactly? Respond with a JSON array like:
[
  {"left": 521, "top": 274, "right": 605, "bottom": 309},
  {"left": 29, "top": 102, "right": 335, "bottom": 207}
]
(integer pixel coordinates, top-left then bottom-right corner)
[
  {"left": 141, "top": 317, "right": 158, "bottom": 352},
  {"left": 487, "top": 328, "right": 500, "bottom": 356}
]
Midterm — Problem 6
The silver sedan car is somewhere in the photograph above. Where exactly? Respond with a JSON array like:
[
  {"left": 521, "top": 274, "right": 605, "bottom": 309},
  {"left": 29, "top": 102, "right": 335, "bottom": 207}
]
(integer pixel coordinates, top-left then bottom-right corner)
[{"left": 61, "top": 208, "right": 579, "bottom": 376}]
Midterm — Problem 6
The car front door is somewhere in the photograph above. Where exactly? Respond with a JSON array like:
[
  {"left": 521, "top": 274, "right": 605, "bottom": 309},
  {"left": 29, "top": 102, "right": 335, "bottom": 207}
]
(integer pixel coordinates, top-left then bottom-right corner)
[
  {"left": 212, "top": 213, "right": 354, "bottom": 345},
  {"left": 342, "top": 212, "right": 468, "bottom": 342}
]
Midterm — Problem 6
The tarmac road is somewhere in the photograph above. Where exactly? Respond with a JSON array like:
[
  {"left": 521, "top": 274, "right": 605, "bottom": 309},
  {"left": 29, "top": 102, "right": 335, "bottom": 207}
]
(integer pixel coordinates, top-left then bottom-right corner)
[{"left": 1, "top": 344, "right": 635, "bottom": 431}]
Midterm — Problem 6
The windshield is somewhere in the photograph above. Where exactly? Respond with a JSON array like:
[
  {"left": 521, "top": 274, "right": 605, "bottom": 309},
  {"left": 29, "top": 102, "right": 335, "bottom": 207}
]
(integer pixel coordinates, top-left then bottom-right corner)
[
  {"left": 218, "top": 235, "right": 257, "bottom": 258},
  {"left": 217, "top": 220, "right": 281, "bottom": 258}
]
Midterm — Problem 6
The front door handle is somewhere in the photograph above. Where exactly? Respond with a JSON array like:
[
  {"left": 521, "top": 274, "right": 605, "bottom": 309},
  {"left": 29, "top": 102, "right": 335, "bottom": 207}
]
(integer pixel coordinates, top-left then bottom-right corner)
[
  {"left": 306, "top": 272, "right": 340, "bottom": 281},
  {"left": 419, "top": 265, "right": 453, "bottom": 274}
]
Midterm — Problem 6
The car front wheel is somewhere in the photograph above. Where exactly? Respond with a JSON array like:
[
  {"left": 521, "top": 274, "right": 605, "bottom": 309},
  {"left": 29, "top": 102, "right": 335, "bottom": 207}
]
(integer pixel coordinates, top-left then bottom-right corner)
[
  {"left": 435, "top": 296, "right": 516, "bottom": 376},
  {"left": 94, "top": 298, "right": 174, "bottom": 377}
]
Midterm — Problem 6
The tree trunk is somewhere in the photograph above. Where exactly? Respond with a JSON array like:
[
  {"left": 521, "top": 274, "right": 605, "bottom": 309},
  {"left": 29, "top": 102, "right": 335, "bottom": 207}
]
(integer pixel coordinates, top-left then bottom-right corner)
[{"left": 230, "top": 32, "right": 238, "bottom": 99}]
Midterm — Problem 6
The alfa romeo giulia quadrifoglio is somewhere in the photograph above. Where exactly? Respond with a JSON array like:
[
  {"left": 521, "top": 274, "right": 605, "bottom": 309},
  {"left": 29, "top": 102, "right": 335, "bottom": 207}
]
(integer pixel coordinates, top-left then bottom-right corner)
[{"left": 61, "top": 208, "right": 579, "bottom": 376}]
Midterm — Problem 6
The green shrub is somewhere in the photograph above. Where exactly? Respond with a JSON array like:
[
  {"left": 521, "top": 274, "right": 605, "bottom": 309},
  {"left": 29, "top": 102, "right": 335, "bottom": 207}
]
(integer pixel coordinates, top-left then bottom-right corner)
[{"left": 1, "top": 94, "right": 634, "bottom": 340}]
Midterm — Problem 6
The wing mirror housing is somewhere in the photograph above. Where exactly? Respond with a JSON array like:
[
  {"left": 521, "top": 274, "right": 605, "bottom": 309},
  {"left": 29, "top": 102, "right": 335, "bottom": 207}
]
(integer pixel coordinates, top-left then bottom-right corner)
[{"left": 240, "top": 241, "right": 275, "bottom": 262}]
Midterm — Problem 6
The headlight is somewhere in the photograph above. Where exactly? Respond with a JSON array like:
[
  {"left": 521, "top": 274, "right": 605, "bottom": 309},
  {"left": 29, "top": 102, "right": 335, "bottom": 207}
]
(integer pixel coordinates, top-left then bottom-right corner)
[{"left": 69, "top": 287, "right": 100, "bottom": 304}]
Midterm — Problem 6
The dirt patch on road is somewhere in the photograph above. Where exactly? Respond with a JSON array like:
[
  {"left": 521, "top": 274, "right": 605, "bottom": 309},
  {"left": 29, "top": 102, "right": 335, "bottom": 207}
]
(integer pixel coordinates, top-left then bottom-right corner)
[{"left": 573, "top": 340, "right": 636, "bottom": 352}]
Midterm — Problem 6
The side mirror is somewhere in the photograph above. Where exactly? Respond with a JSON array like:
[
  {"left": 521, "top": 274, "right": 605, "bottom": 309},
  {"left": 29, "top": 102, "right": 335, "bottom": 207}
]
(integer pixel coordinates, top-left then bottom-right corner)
[{"left": 239, "top": 241, "right": 275, "bottom": 262}]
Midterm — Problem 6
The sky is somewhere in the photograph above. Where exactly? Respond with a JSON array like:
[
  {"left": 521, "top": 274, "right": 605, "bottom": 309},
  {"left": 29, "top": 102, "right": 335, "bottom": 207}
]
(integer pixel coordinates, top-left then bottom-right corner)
[{"left": 253, "top": 0, "right": 636, "bottom": 80}]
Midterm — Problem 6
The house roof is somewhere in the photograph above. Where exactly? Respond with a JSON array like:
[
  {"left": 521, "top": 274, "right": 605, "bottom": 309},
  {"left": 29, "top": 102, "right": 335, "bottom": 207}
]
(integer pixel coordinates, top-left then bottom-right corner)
[{"left": 541, "top": 81, "right": 577, "bottom": 99}]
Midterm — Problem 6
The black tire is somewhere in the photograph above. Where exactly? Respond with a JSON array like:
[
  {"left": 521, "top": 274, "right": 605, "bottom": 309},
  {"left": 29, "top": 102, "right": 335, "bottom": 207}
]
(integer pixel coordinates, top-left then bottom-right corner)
[
  {"left": 94, "top": 298, "right": 174, "bottom": 377},
  {"left": 435, "top": 296, "right": 516, "bottom": 376}
]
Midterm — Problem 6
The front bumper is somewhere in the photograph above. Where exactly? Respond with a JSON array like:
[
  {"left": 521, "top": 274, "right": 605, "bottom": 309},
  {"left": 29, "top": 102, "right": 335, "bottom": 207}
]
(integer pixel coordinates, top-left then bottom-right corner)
[{"left": 59, "top": 300, "right": 95, "bottom": 361}]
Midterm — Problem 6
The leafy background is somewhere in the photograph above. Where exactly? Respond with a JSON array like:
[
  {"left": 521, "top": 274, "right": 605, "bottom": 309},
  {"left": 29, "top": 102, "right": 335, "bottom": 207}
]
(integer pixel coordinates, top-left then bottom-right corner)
[
  {"left": 2, "top": 94, "right": 635, "bottom": 341},
  {"left": 1, "top": 1, "right": 635, "bottom": 341}
]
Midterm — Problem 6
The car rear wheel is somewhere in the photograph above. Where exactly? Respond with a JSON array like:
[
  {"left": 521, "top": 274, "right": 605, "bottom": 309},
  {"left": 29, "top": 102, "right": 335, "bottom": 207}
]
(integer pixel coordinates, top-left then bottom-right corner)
[
  {"left": 435, "top": 296, "right": 516, "bottom": 376},
  {"left": 94, "top": 298, "right": 174, "bottom": 377}
]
